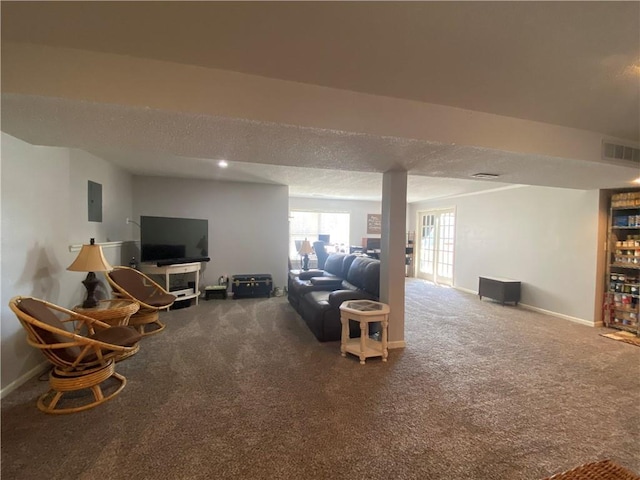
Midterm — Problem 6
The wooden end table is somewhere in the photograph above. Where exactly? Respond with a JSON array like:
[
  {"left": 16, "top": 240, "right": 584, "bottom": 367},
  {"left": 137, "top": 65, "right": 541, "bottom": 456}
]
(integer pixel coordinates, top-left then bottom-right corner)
[{"left": 339, "top": 300, "right": 390, "bottom": 365}]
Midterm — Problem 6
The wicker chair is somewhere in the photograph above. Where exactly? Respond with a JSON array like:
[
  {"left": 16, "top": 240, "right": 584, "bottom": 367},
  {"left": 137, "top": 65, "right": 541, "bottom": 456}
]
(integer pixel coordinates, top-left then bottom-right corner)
[
  {"left": 541, "top": 459, "right": 639, "bottom": 480},
  {"left": 106, "top": 266, "right": 176, "bottom": 336},
  {"left": 9, "top": 296, "right": 141, "bottom": 414}
]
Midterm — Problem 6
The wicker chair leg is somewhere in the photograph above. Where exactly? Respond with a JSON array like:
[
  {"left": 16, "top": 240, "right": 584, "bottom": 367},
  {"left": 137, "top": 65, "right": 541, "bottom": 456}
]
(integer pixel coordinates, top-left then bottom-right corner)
[
  {"left": 129, "top": 311, "right": 166, "bottom": 337},
  {"left": 139, "top": 318, "right": 166, "bottom": 336},
  {"left": 91, "top": 384, "right": 104, "bottom": 401},
  {"left": 44, "top": 391, "right": 64, "bottom": 411},
  {"left": 37, "top": 364, "right": 127, "bottom": 414}
]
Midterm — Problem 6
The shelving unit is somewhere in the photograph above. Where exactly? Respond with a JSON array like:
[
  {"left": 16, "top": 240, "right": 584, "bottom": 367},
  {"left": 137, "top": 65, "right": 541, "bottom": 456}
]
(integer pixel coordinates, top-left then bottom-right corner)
[
  {"left": 604, "top": 190, "right": 640, "bottom": 335},
  {"left": 140, "top": 262, "right": 202, "bottom": 308}
]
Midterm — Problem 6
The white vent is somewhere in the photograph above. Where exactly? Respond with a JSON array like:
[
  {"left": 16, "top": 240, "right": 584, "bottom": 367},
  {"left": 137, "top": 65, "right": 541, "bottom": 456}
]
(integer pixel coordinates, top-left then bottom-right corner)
[
  {"left": 471, "top": 173, "right": 500, "bottom": 179},
  {"left": 602, "top": 140, "right": 640, "bottom": 164}
]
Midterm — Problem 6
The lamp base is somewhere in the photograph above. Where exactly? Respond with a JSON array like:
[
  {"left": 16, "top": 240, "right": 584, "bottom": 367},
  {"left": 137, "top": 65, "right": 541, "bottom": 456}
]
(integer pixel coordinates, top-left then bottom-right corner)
[
  {"left": 81, "top": 272, "right": 99, "bottom": 309},
  {"left": 302, "top": 254, "right": 310, "bottom": 271}
]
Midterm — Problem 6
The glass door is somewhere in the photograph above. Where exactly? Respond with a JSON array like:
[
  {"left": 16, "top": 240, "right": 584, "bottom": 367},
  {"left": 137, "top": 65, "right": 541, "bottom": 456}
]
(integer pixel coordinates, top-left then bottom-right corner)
[
  {"left": 416, "top": 208, "right": 456, "bottom": 285},
  {"left": 418, "top": 213, "right": 436, "bottom": 281}
]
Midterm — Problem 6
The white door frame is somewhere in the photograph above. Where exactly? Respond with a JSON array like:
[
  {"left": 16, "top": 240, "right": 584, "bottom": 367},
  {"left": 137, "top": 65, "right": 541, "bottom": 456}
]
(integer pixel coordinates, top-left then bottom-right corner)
[{"left": 415, "top": 207, "right": 456, "bottom": 286}]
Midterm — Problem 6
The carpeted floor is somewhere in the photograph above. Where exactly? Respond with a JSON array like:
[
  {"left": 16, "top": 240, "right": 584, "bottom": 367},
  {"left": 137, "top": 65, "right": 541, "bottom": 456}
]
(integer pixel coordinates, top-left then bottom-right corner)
[{"left": 2, "top": 279, "right": 639, "bottom": 479}]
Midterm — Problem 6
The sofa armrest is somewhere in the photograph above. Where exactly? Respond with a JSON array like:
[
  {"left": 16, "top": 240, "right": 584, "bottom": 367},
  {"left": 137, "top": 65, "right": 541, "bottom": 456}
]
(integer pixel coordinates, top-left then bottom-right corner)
[
  {"left": 298, "top": 269, "right": 325, "bottom": 280},
  {"left": 328, "top": 290, "right": 377, "bottom": 309},
  {"left": 310, "top": 277, "right": 344, "bottom": 288}
]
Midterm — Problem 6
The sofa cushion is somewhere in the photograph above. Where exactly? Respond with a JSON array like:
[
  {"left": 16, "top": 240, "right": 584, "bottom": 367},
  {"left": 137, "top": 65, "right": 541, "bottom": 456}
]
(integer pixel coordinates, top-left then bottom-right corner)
[
  {"left": 340, "top": 254, "right": 358, "bottom": 278},
  {"left": 18, "top": 298, "right": 82, "bottom": 363},
  {"left": 310, "top": 277, "right": 344, "bottom": 288},
  {"left": 305, "top": 290, "right": 332, "bottom": 307},
  {"left": 345, "top": 256, "right": 380, "bottom": 295},
  {"left": 108, "top": 269, "right": 156, "bottom": 300},
  {"left": 328, "top": 289, "right": 377, "bottom": 309},
  {"left": 346, "top": 256, "right": 369, "bottom": 288},
  {"left": 297, "top": 269, "right": 325, "bottom": 281},
  {"left": 323, "top": 254, "right": 348, "bottom": 276},
  {"left": 144, "top": 291, "right": 177, "bottom": 307},
  {"left": 90, "top": 326, "right": 142, "bottom": 347},
  {"left": 301, "top": 290, "right": 374, "bottom": 341},
  {"left": 288, "top": 272, "right": 341, "bottom": 313},
  {"left": 362, "top": 260, "right": 381, "bottom": 297}
]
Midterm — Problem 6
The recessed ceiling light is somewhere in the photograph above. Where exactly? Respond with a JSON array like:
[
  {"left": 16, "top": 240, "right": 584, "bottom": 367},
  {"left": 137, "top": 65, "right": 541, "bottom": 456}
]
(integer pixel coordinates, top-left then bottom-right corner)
[
  {"left": 218, "top": 160, "right": 228, "bottom": 168},
  {"left": 632, "top": 177, "right": 640, "bottom": 185},
  {"left": 471, "top": 173, "right": 500, "bottom": 179}
]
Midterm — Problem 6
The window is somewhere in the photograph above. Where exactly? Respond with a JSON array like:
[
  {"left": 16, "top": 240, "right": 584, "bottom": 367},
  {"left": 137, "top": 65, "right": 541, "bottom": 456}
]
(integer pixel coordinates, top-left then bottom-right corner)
[{"left": 289, "top": 211, "right": 350, "bottom": 258}]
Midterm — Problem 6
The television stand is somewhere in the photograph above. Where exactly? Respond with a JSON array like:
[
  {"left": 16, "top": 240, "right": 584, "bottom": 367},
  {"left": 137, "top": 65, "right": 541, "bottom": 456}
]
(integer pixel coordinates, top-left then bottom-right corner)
[{"left": 140, "top": 262, "right": 202, "bottom": 308}]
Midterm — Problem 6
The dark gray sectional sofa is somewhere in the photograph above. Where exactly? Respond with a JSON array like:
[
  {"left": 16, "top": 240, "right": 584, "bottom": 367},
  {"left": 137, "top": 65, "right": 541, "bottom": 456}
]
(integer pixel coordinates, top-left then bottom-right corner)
[{"left": 288, "top": 253, "right": 380, "bottom": 342}]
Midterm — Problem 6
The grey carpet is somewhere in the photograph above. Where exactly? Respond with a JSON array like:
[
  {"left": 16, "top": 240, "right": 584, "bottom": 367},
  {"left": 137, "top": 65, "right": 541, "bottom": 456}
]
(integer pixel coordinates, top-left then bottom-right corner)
[{"left": 2, "top": 279, "right": 639, "bottom": 479}]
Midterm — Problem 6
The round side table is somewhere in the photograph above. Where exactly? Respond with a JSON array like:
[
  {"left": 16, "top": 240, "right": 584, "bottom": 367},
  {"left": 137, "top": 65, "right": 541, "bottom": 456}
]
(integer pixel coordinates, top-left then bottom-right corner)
[
  {"left": 74, "top": 299, "right": 141, "bottom": 360},
  {"left": 74, "top": 299, "right": 140, "bottom": 326}
]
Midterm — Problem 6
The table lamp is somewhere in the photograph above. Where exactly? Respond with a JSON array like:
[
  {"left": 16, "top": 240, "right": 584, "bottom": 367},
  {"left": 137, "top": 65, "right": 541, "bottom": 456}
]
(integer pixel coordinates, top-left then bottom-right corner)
[
  {"left": 67, "top": 238, "right": 113, "bottom": 308},
  {"left": 298, "top": 239, "right": 313, "bottom": 271}
]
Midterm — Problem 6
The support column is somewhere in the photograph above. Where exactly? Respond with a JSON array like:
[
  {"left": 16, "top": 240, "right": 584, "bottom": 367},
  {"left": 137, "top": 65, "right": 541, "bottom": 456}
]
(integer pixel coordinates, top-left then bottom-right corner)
[{"left": 380, "top": 170, "right": 407, "bottom": 348}]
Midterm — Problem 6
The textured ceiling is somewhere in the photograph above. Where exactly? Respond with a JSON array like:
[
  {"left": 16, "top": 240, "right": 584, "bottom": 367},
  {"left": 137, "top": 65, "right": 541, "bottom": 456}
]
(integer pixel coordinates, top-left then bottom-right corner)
[
  {"left": 3, "top": 93, "right": 637, "bottom": 203},
  {"left": 1, "top": 1, "right": 639, "bottom": 202}
]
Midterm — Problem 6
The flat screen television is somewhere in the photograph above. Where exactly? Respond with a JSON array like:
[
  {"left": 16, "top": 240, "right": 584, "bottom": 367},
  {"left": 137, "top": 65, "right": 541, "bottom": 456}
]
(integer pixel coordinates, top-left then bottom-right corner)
[{"left": 140, "top": 216, "right": 210, "bottom": 265}]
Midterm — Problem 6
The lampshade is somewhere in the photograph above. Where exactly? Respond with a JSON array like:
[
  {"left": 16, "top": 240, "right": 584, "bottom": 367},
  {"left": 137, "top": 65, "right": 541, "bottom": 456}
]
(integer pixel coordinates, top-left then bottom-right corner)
[
  {"left": 298, "top": 240, "right": 313, "bottom": 256},
  {"left": 67, "top": 239, "right": 112, "bottom": 273}
]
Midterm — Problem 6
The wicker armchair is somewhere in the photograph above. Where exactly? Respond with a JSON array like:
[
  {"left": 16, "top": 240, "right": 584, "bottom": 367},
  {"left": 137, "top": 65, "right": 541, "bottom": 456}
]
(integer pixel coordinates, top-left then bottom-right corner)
[
  {"left": 9, "top": 296, "right": 141, "bottom": 414},
  {"left": 106, "top": 266, "right": 176, "bottom": 336}
]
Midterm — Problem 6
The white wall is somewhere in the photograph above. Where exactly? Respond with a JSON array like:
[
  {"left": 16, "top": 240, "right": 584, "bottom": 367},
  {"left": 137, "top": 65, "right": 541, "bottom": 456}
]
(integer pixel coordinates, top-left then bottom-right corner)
[
  {"left": 1, "top": 133, "right": 134, "bottom": 393},
  {"left": 409, "top": 186, "right": 601, "bottom": 324},
  {"left": 132, "top": 176, "right": 290, "bottom": 291},
  {"left": 68, "top": 149, "right": 134, "bottom": 246},
  {"left": 288, "top": 197, "right": 382, "bottom": 247},
  {"left": 1, "top": 135, "right": 290, "bottom": 393}
]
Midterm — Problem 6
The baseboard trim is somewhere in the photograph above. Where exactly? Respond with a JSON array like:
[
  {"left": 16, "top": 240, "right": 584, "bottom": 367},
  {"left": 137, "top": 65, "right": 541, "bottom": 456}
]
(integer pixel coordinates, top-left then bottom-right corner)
[
  {"left": 452, "top": 286, "right": 596, "bottom": 327},
  {"left": 519, "top": 303, "right": 596, "bottom": 327},
  {"left": 0, "top": 361, "right": 49, "bottom": 399},
  {"left": 388, "top": 340, "right": 406, "bottom": 349},
  {"left": 454, "top": 286, "right": 476, "bottom": 295}
]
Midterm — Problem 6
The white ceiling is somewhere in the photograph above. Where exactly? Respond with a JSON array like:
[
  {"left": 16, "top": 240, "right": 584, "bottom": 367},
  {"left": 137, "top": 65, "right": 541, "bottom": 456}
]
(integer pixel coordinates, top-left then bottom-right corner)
[{"left": 1, "top": 1, "right": 639, "bottom": 202}]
